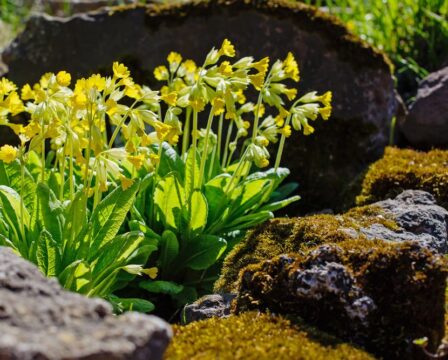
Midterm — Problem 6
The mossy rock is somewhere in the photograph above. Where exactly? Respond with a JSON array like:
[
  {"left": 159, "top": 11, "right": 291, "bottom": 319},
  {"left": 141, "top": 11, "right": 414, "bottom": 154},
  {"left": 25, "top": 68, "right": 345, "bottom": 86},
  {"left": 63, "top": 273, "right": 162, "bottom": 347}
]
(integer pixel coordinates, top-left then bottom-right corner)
[
  {"left": 234, "top": 241, "right": 447, "bottom": 359},
  {"left": 1, "top": 0, "right": 397, "bottom": 213},
  {"left": 214, "top": 205, "right": 398, "bottom": 293},
  {"left": 164, "top": 311, "right": 376, "bottom": 360},
  {"left": 357, "top": 147, "right": 448, "bottom": 209}
]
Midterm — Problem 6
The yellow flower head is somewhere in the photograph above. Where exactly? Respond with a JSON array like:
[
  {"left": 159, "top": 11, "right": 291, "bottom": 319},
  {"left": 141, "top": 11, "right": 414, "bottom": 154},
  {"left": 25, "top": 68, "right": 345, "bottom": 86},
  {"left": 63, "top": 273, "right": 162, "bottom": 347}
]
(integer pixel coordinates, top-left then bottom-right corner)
[
  {"left": 284, "top": 52, "right": 300, "bottom": 82},
  {"left": 154, "top": 65, "right": 169, "bottom": 81},
  {"left": 119, "top": 175, "right": 134, "bottom": 191},
  {"left": 0, "top": 145, "right": 18, "bottom": 163},
  {"left": 73, "top": 92, "right": 87, "bottom": 108},
  {"left": 183, "top": 60, "right": 197, "bottom": 73},
  {"left": 56, "top": 71, "right": 71, "bottom": 87},
  {"left": 39, "top": 73, "right": 53, "bottom": 89},
  {"left": 21, "top": 84, "right": 35, "bottom": 101},
  {"left": 86, "top": 74, "right": 106, "bottom": 91},
  {"left": 243, "top": 120, "right": 251, "bottom": 129},
  {"left": 252, "top": 57, "right": 270, "bottom": 74},
  {"left": 259, "top": 158, "right": 269, "bottom": 168},
  {"left": 218, "top": 61, "right": 233, "bottom": 76},
  {"left": 219, "top": 39, "right": 236, "bottom": 58},
  {"left": 161, "top": 91, "right": 178, "bottom": 106},
  {"left": 127, "top": 154, "right": 145, "bottom": 170},
  {"left": 284, "top": 88, "right": 297, "bottom": 101},
  {"left": 212, "top": 97, "right": 225, "bottom": 115},
  {"left": 149, "top": 153, "right": 160, "bottom": 165},
  {"left": 319, "top": 106, "right": 332, "bottom": 120},
  {"left": 235, "top": 89, "right": 246, "bottom": 104},
  {"left": 274, "top": 115, "right": 284, "bottom": 127},
  {"left": 249, "top": 72, "right": 266, "bottom": 91},
  {"left": 167, "top": 52, "right": 182, "bottom": 65},
  {"left": 0, "top": 78, "right": 17, "bottom": 95},
  {"left": 189, "top": 98, "right": 206, "bottom": 112},
  {"left": 254, "top": 104, "right": 265, "bottom": 118},
  {"left": 113, "top": 62, "right": 130, "bottom": 79},
  {"left": 280, "top": 125, "right": 292, "bottom": 137},
  {"left": 319, "top": 91, "right": 332, "bottom": 107},
  {"left": 303, "top": 123, "right": 315, "bottom": 135},
  {"left": 142, "top": 267, "right": 158, "bottom": 279},
  {"left": 5, "top": 92, "right": 24, "bottom": 115}
]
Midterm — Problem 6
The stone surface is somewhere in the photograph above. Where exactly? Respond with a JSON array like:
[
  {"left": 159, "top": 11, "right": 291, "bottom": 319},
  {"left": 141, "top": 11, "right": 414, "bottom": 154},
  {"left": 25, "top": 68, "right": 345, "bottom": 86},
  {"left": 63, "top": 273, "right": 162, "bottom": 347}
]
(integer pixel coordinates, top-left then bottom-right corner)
[
  {"left": 401, "top": 66, "right": 448, "bottom": 148},
  {"left": 359, "top": 190, "right": 448, "bottom": 253},
  {"left": 215, "top": 190, "right": 448, "bottom": 293},
  {"left": 234, "top": 241, "right": 448, "bottom": 359},
  {"left": 181, "top": 293, "right": 236, "bottom": 324},
  {"left": 0, "top": 0, "right": 397, "bottom": 213},
  {"left": 0, "top": 247, "right": 172, "bottom": 360}
]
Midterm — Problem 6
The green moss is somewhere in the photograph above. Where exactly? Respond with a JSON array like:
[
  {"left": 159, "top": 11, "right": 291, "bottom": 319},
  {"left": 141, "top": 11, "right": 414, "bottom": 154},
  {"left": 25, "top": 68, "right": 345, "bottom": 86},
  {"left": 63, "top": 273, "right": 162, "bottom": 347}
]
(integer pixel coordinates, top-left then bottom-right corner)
[
  {"left": 357, "top": 146, "right": 448, "bottom": 208},
  {"left": 214, "top": 205, "right": 398, "bottom": 292},
  {"left": 164, "top": 312, "right": 376, "bottom": 360},
  {"left": 234, "top": 240, "right": 448, "bottom": 359}
]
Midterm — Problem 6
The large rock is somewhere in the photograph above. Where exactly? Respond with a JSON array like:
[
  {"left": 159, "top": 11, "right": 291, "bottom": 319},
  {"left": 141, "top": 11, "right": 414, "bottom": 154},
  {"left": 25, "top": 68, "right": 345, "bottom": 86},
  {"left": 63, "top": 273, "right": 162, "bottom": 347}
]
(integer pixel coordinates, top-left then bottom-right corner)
[
  {"left": 215, "top": 190, "right": 448, "bottom": 293},
  {"left": 0, "top": 0, "right": 397, "bottom": 213},
  {"left": 401, "top": 66, "right": 448, "bottom": 148},
  {"left": 234, "top": 241, "right": 448, "bottom": 359},
  {"left": 0, "top": 247, "right": 172, "bottom": 360},
  {"left": 181, "top": 293, "right": 236, "bottom": 324}
]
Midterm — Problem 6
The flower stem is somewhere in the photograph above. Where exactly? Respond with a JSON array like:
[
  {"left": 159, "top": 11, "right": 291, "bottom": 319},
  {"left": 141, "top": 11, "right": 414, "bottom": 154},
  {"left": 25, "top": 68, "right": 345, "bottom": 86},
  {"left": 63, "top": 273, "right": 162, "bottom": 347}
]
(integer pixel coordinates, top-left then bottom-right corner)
[
  {"left": 217, "top": 113, "right": 224, "bottom": 163},
  {"left": 182, "top": 107, "right": 192, "bottom": 157},
  {"left": 274, "top": 114, "right": 292, "bottom": 170},
  {"left": 198, "top": 107, "right": 215, "bottom": 186},
  {"left": 221, "top": 120, "right": 233, "bottom": 169}
]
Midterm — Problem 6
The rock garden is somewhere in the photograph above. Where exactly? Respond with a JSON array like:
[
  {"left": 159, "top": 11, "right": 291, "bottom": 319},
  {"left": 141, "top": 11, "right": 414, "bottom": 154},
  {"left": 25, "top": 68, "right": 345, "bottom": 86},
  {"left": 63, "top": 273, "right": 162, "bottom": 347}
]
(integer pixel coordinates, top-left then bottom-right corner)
[{"left": 0, "top": 0, "right": 447, "bottom": 359}]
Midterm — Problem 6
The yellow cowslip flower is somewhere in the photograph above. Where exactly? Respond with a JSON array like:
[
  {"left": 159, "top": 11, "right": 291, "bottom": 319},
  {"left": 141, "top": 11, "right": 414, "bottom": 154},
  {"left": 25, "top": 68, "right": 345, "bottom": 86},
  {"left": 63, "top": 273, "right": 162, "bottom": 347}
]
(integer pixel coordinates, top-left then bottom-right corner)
[
  {"left": 127, "top": 154, "right": 145, "bottom": 170},
  {"left": 284, "top": 52, "right": 300, "bottom": 82},
  {"left": 218, "top": 39, "right": 236, "bottom": 57},
  {"left": 125, "top": 140, "right": 137, "bottom": 154},
  {"left": 99, "top": 181, "right": 109, "bottom": 193},
  {"left": 38, "top": 73, "right": 53, "bottom": 89},
  {"left": 319, "top": 91, "right": 332, "bottom": 107},
  {"left": 21, "top": 84, "right": 35, "bottom": 100},
  {"left": 249, "top": 72, "right": 265, "bottom": 91},
  {"left": 254, "top": 104, "right": 265, "bottom": 118},
  {"left": 319, "top": 106, "right": 332, "bottom": 120},
  {"left": 149, "top": 153, "right": 160, "bottom": 165},
  {"left": 280, "top": 125, "right": 292, "bottom": 137},
  {"left": 218, "top": 61, "right": 233, "bottom": 76},
  {"left": 284, "top": 88, "right": 297, "bottom": 101},
  {"left": 141, "top": 133, "right": 153, "bottom": 147},
  {"left": 56, "top": 71, "right": 71, "bottom": 87},
  {"left": 154, "top": 65, "right": 169, "bottom": 81},
  {"left": 183, "top": 60, "right": 197, "bottom": 73},
  {"left": 113, "top": 62, "right": 130, "bottom": 79},
  {"left": 167, "top": 52, "right": 182, "bottom": 65},
  {"left": 274, "top": 115, "right": 284, "bottom": 127},
  {"left": 7, "top": 123, "right": 23, "bottom": 135},
  {"left": 5, "top": 92, "right": 24, "bottom": 115},
  {"left": 225, "top": 111, "right": 236, "bottom": 120},
  {"left": 86, "top": 74, "right": 106, "bottom": 91},
  {"left": 23, "top": 121, "right": 40, "bottom": 139},
  {"left": 119, "top": 175, "right": 134, "bottom": 191},
  {"left": 252, "top": 57, "right": 270, "bottom": 74},
  {"left": 160, "top": 85, "right": 170, "bottom": 96},
  {"left": 125, "top": 84, "right": 141, "bottom": 99},
  {"left": 142, "top": 267, "right": 158, "bottom": 279},
  {"left": 106, "top": 98, "right": 118, "bottom": 116},
  {"left": 303, "top": 123, "right": 315, "bottom": 135},
  {"left": 243, "top": 120, "right": 250, "bottom": 129},
  {"left": 259, "top": 158, "right": 269, "bottom": 168},
  {"left": 189, "top": 98, "right": 206, "bottom": 112},
  {"left": 212, "top": 97, "right": 225, "bottom": 115},
  {"left": 0, "top": 145, "right": 18, "bottom": 163},
  {"left": 235, "top": 89, "right": 246, "bottom": 104},
  {"left": 0, "top": 78, "right": 17, "bottom": 95},
  {"left": 161, "top": 91, "right": 177, "bottom": 106},
  {"left": 73, "top": 92, "right": 87, "bottom": 108}
]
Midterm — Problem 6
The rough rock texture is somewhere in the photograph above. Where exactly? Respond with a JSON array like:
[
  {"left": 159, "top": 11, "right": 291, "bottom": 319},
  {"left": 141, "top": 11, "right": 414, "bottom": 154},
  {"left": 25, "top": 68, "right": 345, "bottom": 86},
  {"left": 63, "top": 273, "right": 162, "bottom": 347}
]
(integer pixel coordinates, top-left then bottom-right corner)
[
  {"left": 0, "top": 0, "right": 397, "bottom": 213},
  {"left": 181, "top": 293, "right": 235, "bottom": 325},
  {"left": 166, "top": 312, "right": 376, "bottom": 360},
  {"left": 215, "top": 190, "right": 448, "bottom": 293},
  {"left": 234, "top": 241, "right": 448, "bottom": 359},
  {"left": 0, "top": 247, "right": 172, "bottom": 360},
  {"left": 357, "top": 147, "right": 448, "bottom": 208},
  {"left": 401, "top": 66, "right": 448, "bottom": 148},
  {"left": 40, "top": 0, "right": 136, "bottom": 16}
]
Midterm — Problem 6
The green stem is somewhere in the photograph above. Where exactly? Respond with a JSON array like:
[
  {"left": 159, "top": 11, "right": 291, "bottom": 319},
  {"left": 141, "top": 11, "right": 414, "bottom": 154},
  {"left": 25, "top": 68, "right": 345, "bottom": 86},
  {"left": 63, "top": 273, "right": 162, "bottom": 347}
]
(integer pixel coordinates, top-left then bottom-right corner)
[
  {"left": 108, "top": 99, "right": 139, "bottom": 149},
  {"left": 19, "top": 150, "right": 25, "bottom": 238},
  {"left": 274, "top": 114, "right": 292, "bottom": 170},
  {"left": 182, "top": 107, "right": 192, "bottom": 157},
  {"left": 198, "top": 107, "right": 215, "bottom": 186},
  {"left": 191, "top": 110, "right": 198, "bottom": 192},
  {"left": 217, "top": 112, "right": 224, "bottom": 163},
  {"left": 221, "top": 120, "right": 233, "bottom": 169}
]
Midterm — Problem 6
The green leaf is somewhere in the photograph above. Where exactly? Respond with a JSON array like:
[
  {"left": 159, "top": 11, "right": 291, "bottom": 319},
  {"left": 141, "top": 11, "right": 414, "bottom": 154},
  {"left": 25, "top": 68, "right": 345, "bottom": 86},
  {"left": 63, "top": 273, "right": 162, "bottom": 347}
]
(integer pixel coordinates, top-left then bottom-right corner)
[
  {"left": 204, "top": 174, "right": 231, "bottom": 226},
  {"left": 153, "top": 173, "right": 185, "bottom": 231},
  {"left": 88, "top": 181, "right": 139, "bottom": 260},
  {"left": 139, "top": 280, "right": 184, "bottom": 295},
  {"left": 154, "top": 143, "right": 185, "bottom": 179},
  {"left": 269, "top": 182, "right": 299, "bottom": 203},
  {"left": 36, "top": 229, "right": 60, "bottom": 277},
  {"left": 222, "top": 210, "right": 274, "bottom": 233},
  {"left": 183, "top": 234, "right": 227, "bottom": 270},
  {"left": 59, "top": 260, "right": 92, "bottom": 294},
  {"left": 0, "top": 185, "right": 30, "bottom": 230},
  {"left": 189, "top": 190, "right": 208, "bottom": 235},
  {"left": 158, "top": 229, "right": 179, "bottom": 268},
  {"left": 184, "top": 148, "right": 200, "bottom": 197},
  {"left": 107, "top": 295, "right": 155, "bottom": 314},
  {"left": 37, "top": 183, "right": 64, "bottom": 246},
  {"left": 258, "top": 195, "right": 301, "bottom": 212}
]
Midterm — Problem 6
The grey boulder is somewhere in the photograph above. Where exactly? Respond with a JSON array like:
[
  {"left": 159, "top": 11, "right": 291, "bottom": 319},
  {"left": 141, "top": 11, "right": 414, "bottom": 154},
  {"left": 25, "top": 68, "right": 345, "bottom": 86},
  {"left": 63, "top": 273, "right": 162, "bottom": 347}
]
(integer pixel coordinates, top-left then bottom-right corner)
[
  {"left": 181, "top": 293, "right": 236, "bottom": 324},
  {"left": 0, "top": 247, "right": 172, "bottom": 360}
]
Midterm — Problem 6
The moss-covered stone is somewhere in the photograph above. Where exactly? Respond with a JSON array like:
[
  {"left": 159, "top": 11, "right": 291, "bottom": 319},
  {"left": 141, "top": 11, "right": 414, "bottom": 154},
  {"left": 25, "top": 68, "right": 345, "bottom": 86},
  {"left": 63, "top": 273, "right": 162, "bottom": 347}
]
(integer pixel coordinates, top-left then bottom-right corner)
[
  {"left": 164, "top": 312, "right": 376, "bottom": 360},
  {"left": 214, "top": 205, "right": 398, "bottom": 293},
  {"left": 233, "top": 241, "right": 448, "bottom": 359},
  {"left": 357, "top": 147, "right": 448, "bottom": 209}
]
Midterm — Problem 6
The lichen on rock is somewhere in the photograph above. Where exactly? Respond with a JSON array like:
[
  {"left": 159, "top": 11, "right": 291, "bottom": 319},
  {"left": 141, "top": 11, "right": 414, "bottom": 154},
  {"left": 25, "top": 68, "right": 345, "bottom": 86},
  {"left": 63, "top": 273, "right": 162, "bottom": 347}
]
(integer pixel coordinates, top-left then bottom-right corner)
[
  {"left": 164, "top": 311, "right": 376, "bottom": 360},
  {"left": 357, "top": 147, "right": 448, "bottom": 209}
]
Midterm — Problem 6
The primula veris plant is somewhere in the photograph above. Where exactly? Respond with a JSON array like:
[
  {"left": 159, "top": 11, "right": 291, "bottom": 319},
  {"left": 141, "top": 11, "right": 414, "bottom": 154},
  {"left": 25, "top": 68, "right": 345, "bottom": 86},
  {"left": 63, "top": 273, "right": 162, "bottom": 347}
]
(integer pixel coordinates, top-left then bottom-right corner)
[{"left": 0, "top": 39, "right": 331, "bottom": 314}]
